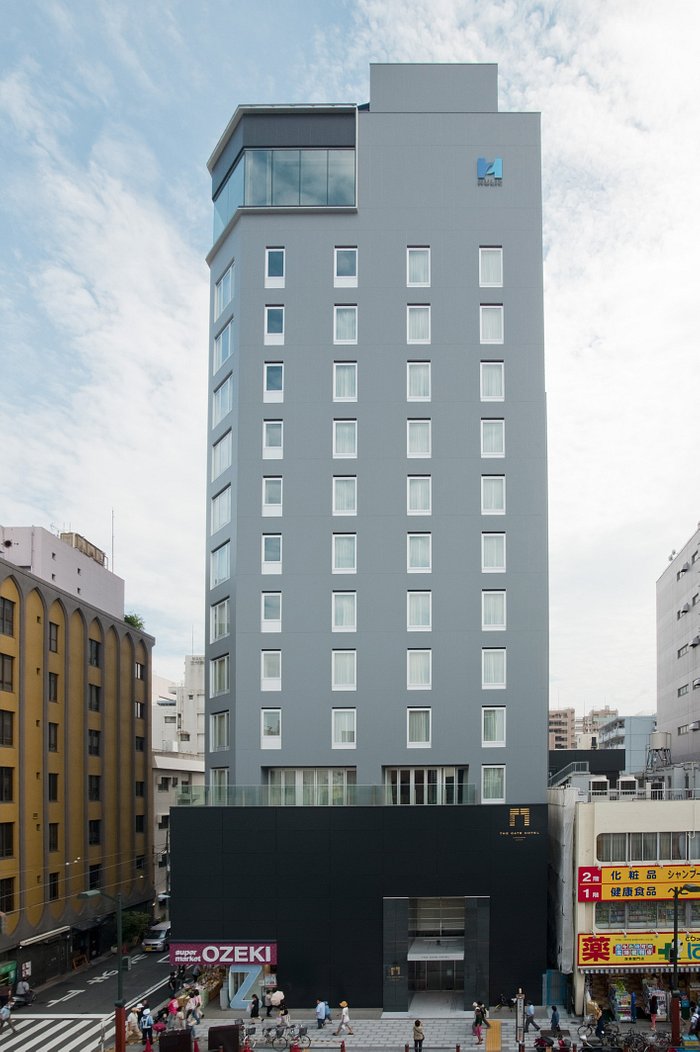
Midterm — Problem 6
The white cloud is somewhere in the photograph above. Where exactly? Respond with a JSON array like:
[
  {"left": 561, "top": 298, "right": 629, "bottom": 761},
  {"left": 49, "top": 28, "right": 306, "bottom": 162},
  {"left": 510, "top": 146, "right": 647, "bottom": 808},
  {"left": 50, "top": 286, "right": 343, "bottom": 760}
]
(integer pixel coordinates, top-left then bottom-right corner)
[{"left": 3, "top": 0, "right": 700, "bottom": 704}]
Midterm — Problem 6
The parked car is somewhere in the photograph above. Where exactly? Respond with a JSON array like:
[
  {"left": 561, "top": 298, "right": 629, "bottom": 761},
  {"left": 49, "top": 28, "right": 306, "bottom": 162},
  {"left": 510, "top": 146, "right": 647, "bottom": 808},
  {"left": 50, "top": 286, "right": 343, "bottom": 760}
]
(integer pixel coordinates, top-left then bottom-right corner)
[{"left": 141, "top": 922, "right": 172, "bottom": 952}]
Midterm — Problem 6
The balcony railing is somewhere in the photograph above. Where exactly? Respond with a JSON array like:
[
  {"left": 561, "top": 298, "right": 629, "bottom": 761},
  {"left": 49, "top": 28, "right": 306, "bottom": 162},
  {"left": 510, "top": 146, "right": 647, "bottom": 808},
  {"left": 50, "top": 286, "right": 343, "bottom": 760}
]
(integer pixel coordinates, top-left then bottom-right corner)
[{"left": 176, "top": 783, "right": 477, "bottom": 807}]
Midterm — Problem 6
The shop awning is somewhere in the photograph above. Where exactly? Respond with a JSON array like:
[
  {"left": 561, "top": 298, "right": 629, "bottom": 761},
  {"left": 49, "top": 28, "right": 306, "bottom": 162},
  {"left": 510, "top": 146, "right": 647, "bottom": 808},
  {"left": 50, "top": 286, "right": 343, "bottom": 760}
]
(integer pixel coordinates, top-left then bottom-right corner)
[
  {"left": 19, "top": 925, "right": 70, "bottom": 947},
  {"left": 581, "top": 965, "right": 697, "bottom": 974}
]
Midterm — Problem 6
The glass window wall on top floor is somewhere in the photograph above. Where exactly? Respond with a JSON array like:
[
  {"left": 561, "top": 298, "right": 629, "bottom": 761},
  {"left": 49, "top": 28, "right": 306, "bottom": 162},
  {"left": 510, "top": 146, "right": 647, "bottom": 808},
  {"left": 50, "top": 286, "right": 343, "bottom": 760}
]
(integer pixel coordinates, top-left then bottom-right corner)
[{"left": 214, "top": 149, "right": 356, "bottom": 239}]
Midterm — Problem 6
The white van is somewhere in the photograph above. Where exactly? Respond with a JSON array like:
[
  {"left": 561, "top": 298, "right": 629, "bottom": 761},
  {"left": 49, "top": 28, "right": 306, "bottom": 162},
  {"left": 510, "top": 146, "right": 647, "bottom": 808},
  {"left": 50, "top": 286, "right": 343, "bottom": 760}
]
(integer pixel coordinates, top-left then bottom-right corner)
[{"left": 141, "top": 922, "right": 172, "bottom": 952}]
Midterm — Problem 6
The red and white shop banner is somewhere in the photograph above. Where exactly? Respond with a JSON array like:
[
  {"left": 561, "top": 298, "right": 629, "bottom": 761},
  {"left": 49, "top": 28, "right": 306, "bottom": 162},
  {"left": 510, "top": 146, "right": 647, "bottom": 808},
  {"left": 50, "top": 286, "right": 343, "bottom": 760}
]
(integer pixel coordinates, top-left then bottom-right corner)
[{"left": 169, "top": 942, "right": 277, "bottom": 966}]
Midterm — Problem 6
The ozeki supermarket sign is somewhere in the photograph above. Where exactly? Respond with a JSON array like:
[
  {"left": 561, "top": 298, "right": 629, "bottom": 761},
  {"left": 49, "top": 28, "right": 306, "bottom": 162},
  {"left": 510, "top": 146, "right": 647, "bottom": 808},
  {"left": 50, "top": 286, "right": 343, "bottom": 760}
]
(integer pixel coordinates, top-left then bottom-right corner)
[{"left": 170, "top": 942, "right": 277, "bottom": 966}]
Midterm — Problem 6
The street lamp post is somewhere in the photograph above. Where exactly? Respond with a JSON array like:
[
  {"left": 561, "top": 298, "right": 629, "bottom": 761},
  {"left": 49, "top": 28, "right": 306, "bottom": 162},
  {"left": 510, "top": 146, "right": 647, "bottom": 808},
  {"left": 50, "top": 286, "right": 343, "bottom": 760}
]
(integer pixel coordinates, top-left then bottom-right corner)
[
  {"left": 78, "top": 889, "right": 126, "bottom": 1052},
  {"left": 670, "top": 883, "right": 700, "bottom": 1044}
]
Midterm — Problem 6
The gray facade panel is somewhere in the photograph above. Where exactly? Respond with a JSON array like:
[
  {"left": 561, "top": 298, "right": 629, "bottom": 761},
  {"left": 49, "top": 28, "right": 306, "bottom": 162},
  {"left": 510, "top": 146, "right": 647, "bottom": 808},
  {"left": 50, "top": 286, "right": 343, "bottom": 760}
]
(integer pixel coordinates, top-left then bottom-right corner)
[{"left": 205, "top": 64, "right": 548, "bottom": 804}]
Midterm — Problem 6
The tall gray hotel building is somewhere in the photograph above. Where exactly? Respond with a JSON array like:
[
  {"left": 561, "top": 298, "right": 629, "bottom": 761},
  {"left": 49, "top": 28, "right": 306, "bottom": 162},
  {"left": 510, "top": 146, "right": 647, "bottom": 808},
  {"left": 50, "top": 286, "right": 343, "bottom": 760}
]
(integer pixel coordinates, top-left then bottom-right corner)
[{"left": 172, "top": 63, "right": 548, "bottom": 1009}]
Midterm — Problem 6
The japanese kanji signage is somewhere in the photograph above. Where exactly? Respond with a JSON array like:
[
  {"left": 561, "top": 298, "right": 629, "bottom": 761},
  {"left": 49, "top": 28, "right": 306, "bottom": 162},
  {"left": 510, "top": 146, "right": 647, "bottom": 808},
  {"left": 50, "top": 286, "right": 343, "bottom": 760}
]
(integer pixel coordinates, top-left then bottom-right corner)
[
  {"left": 578, "top": 931, "right": 700, "bottom": 968},
  {"left": 578, "top": 866, "right": 700, "bottom": 902}
]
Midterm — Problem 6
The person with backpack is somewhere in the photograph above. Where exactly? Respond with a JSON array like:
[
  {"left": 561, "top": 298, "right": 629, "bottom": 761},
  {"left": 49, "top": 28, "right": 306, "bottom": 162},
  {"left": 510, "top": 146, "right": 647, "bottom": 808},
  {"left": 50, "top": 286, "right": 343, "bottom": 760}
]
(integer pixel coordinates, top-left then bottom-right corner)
[{"left": 140, "top": 1002, "right": 154, "bottom": 1045}]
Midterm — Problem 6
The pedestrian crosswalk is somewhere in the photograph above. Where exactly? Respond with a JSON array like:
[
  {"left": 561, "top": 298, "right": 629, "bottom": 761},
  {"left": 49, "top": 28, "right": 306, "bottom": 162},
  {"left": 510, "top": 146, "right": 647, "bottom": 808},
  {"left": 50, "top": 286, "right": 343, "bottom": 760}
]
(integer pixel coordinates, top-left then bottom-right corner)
[{"left": 0, "top": 1012, "right": 113, "bottom": 1052}]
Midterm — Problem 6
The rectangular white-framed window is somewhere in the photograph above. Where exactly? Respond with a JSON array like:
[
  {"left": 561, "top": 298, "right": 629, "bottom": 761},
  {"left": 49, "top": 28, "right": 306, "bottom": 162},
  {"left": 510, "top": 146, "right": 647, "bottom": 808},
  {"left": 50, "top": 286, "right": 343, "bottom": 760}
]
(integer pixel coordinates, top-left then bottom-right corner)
[
  {"left": 210, "top": 654, "right": 229, "bottom": 696},
  {"left": 212, "top": 374, "right": 233, "bottom": 426},
  {"left": 334, "top": 247, "right": 358, "bottom": 288},
  {"left": 407, "top": 591, "right": 432, "bottom": 631},
  {"left": 261, "top": 650, "right": 281, "bottom": 691},
  {"left": 407, "top": 246, "right": 430, "bottom": 287},
  {"left": 263, "top": 362, "right": 284, "bottom": 403},
  {"left": 333, "top": 419, "right": 357, "bottom": 458},
  {"left": 407, "top": 475, "right": 431, "bottom": 515},
  {"left": 210, "top": 598, "right": 230, "bottom": 642},
  {"left": 333, "top": 361, "right": 357, "bottom": 402},
  {"left": 482, "top": 764, "right": 506, "bottom": 803},
  {"left": 481, "top": 419, "right": 505, "bottom": 458},
  {"left": 332, "top": 591, "right": 357, "bottom": 632},
  {"left": 262, "top": 477, "right": 283, "bottom": 517},
  {"left": 261, "top": 534, "right": 282, "bottom": 574},
  {"left": 210, "top": 542, "right": 230, "bottom": 587},
  {"left": 261, "top": 592, "right": 282, "bottom": 633},
  {"left": 479, "top": 247, "right": 503, "bottom": 287},
  {"left": 332, "top": 707, "right": 356, "bottom": 748},
  {"left": 481, "top": 475, "right": 506, "bottom": 515},
  {"left": 482, "top": 591, "right": 506, "bottom": 631},
  {"left": 332, "top": 649, "right": 356, "bottom": 691},
  {"left": 265, "top": 305, "right": 285, "bottom": 345},
  {"left": 209, "top": 710, "right": 229, "bottom": 751},
  {"left": 481, "top": 533, "right": 506, "bottom": 573},
  {"left": 407, "top": 649, "right": 432, "bottom": 690},
  {"left": 265, "top": 247, "right": 285, "bottom": 288},
  {"left": 480, "top": 305, "right": 504, "bottom": 344},
  {"left": 211, "top": 486, "right": 231, "bottom": 534},
  {"left": 211, "top": 766, "right": 229, "bottom": 803},
  {"left": 214, "top": 320, "right": 233, "bottom": 373},
  {"left": 211, "top": 430, "right": 232, "bottom": 481},
  {"left": 334, "top": 305, "right": 357, "bottom": 344},
  {"left": 407, "top": 305, "right": 431, "bottom": 344},
  {"left": 407, "top": 419, "right": 431, "bottom": 458},
  {"left": 482, "top": 648, "right": 506, "bottom": 689},
  {"left": 261, "top": 708, "right": 281, "bottom": 750},
  {"left": 407, "top": 707, "right": 431, "bottom": 747},
  {"left": 407, "top": 361, "right": 431, "bottom": 402},
  {"left": 215, "top": 263, "right": 234, "bottom": 317},
  {"left": 263, "top": 420, "right": 283, "bottom": 459},
  {"left": 332, "top": 533, "right": 357, "bottom": 574},
  {"left": 480, "top": 361, "right": 504, "bottom": 401},
  {"left": 333, "top": 476, "right": 357, "bottom": 516},
  {"left": 482, "top": 706, "right": 506, "bottom": 747},
  {"left": 407, "top": 532, "right": 431, "bottom": 573}
]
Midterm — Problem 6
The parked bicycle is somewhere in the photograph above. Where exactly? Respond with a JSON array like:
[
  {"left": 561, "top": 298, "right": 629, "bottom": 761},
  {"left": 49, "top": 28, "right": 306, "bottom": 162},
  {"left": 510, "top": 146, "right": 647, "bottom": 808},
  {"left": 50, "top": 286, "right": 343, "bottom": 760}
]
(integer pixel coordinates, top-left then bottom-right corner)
[
  {"left": 245, "top": 1022, "right": 311, "bottom": 1050},
  {"left": 578, "top": 1020, "right": 621, "bottom": 1041},
  {"left": 643, "top": 1030, "right": 671, "bottom": 1052}
]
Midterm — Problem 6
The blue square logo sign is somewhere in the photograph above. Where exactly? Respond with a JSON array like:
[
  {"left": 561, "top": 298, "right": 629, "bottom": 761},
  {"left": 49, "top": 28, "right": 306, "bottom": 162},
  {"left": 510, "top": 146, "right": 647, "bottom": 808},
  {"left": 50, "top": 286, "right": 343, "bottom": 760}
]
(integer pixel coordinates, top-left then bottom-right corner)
[{"left": 477, "top": 158, "right": 503, "bottom": 183}]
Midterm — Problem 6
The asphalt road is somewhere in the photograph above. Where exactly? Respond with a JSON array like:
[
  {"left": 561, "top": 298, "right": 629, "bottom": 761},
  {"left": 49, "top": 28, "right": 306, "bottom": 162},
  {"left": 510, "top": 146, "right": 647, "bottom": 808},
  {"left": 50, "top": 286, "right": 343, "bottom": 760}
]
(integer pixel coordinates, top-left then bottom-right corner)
[{"left": 5, "top": 949, "right": 176, "bottom": 1052}]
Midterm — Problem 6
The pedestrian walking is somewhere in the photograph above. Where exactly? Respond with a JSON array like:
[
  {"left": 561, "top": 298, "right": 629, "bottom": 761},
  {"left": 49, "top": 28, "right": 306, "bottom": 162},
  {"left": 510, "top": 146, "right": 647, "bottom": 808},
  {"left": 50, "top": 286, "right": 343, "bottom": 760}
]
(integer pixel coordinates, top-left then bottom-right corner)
[
  {"left": 250, "top": 993, "right": 260, "bottom": 1019},
  {"left": 167, "top": 995, "right": 180, "bottom": 1030},
  {"left": 477, "top": 1001, "right": 491, "bottom": 1029},
  {"left": 550, "top": 1006, "right": 561, "bottom": 1035},
  {"left": 316, "top": 999, "right": 327, "bottom": 1029},
  {"left": 334, "top": 1000, "right": 354, "bottom": 1036},
  {"left": 473, "top": 1003, "right": 485, "bottom": 1044},
  {"left": 140, "top": 1002, "right": 154, "bottom": 1045},
  {"left": 413, "top": 1019, "right": 425, "bottom": 1052},
  {"left": 324, "top": 1001, "right": 332, "bottom": 1025},
  {"left": 168, "top": 971, "right": 178, "bottom": 995},
  {"left": 0, "top": 999, "right": 17, "bottom": 1034},
  {"left": 524, "top": 1002, "right": 540, "bottom": 1033},
  {"left": 649, "top": 995, "right": 658, "bottom": 1031},
  {"left": 264, "top": 991, "right": 273, "bottom": 1017},
  {"left": 126, "top": 1006, "right": 141, "bottom": 1043}
]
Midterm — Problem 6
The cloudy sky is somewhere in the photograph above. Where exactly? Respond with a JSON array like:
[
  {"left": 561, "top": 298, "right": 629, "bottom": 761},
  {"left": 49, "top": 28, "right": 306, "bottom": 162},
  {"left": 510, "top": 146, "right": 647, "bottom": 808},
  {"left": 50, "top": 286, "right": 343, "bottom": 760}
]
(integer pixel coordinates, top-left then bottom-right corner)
[{"left": 1, "top": 0, "right": 698, "bottom": 714}]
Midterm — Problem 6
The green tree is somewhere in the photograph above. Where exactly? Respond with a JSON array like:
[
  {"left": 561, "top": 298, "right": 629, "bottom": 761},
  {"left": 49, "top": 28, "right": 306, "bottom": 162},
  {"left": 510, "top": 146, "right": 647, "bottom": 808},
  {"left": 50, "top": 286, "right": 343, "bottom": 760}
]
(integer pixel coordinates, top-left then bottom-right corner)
[
  {"left": 122, "top": 910, "right": 152, "bottom": 944},
  {"left": 124, "top": 612, "right": 145, "bottom": 629}
]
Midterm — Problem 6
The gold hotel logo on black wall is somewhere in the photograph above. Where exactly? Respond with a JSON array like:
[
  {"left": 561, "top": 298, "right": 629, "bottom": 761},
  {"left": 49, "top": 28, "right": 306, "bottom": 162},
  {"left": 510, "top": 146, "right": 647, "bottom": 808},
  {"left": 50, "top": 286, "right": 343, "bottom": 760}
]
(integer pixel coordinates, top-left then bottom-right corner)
[{"left": 499, "top": 807, "right": 541, "bottom": 841}]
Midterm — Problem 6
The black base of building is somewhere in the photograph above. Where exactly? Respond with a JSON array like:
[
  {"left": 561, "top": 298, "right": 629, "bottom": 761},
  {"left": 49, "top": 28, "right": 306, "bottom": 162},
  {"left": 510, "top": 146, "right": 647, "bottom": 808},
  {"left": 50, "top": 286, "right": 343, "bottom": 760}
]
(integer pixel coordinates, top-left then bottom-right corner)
[{"left": 170, "top": 803, "right": 546, "bottom": 1009}]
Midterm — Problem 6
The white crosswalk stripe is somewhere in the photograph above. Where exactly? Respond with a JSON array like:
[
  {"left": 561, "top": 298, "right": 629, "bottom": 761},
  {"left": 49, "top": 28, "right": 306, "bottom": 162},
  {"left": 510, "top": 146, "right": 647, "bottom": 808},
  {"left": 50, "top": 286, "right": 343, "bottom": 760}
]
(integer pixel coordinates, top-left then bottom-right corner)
[{"left": 0, "top": 1013, "right": 114, "bottom": 1052}]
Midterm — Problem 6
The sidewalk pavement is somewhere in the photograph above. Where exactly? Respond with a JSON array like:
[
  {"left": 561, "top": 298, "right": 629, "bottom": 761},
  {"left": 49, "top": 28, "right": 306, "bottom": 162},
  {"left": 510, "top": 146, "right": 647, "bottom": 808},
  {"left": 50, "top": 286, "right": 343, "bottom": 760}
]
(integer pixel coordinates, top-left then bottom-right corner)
[{"left": 185, "top": 1006, "right": 601, "bottom": 1051}]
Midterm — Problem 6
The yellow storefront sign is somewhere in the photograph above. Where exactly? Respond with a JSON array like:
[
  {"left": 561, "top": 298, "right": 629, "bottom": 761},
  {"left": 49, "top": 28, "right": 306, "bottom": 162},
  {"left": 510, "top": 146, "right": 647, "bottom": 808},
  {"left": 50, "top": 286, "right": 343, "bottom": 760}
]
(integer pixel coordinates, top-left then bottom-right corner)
[
  {"left": 599, "top": 865, "right": 700, "bottom": 901},
  {"left": 578, "top": 931, "right": 700, "bottom": 967}
]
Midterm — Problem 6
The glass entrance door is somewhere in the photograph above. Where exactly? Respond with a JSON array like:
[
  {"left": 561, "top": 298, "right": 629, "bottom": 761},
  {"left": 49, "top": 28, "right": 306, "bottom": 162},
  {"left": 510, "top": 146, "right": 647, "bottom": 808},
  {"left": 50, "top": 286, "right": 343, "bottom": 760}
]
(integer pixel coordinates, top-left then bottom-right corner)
[{"left": 408, "top": 960, "right": 464, "bottom": 991}]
